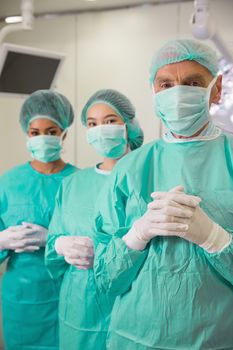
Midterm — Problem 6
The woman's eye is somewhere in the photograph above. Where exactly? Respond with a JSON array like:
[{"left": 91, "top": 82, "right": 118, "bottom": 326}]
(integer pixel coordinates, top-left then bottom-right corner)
[
  {"left": 106, "top": 119, "right": 116, "bottom": 124},
  {"left": 31, "top": 131, "right": 39, "bottom": 136},
  {"left": 48, "top": 131, "right": 57, "bottom": 136},
  {"left": 88, "top": 122, "right": 96, "bottom": 128}
]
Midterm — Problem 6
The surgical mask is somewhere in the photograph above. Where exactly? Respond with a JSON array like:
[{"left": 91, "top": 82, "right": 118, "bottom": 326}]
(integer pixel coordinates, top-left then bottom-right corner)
[
  {"left": 86, "top": 124, "right": 127, "bottom": 159},
  {"left": 153, "top": 77, "right": 217, "bottom": 136},
  {"left": 27, "top": 134, "right": 64, "bottom": 163}
]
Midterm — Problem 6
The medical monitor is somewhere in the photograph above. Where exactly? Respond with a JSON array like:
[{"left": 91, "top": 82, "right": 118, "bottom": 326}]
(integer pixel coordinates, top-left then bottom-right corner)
[{"left": 0, "top": 43, "right": 65, "bottom": 96}]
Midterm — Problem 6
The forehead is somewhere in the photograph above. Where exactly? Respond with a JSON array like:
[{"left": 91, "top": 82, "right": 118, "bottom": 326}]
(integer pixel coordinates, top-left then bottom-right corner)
[
  {"left": 155, "top": 60, "right": 213, "bottom": 81},
  {"left": 87, "top": 103, "right": 119, "bottom": 118},
  {"left": 29, "top": 118, "right": 59, "bottom": 129}
]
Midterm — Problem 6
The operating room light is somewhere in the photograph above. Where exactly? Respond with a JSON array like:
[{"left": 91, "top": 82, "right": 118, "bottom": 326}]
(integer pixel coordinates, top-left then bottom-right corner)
[
  {"left": 5, "top": 16, "right": 23, "bottom": 24},
  {"left": 210, "top": 58, "right": 233, "bottom": 133}
]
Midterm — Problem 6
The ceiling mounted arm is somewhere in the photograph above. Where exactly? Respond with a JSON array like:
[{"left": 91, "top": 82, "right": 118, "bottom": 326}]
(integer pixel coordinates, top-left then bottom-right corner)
[
  {"left": 190, "top": 0, "right": 233, "bottom": 63},
  {"left": 0, "top": 0, "right": 34, "bottom": 46}
]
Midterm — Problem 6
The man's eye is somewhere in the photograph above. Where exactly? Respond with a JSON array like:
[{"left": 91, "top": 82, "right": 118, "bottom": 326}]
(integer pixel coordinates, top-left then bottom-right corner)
[
  {"left": 188, "top": 81, "right": 202, "bottom": 87},
  {"left": 160, "top": 82, "right": 173, "bottom": 89}
]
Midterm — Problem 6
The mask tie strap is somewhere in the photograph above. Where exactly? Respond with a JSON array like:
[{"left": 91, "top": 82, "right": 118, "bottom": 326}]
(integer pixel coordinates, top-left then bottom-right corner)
[{"left": 207, "top": 76, "right": 218, "bottom": 100}]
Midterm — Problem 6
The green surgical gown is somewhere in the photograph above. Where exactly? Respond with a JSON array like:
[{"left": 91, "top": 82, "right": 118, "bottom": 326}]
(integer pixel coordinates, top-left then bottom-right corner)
[
  {"left": 45, "top": 167, "right": 113, "bottom": 350},
  {"left": 0, "top": 162, "right": 77, "bottom": 350},
  {"left": 94, "top": 133, "right": 233, "bottom": 350}
]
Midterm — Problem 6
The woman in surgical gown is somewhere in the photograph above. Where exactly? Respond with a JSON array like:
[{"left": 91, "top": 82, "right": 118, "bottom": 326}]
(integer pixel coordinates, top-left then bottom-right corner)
[
  {"left": 0, "top": 90, "right": 77, "bottom": 350},
  {"left": 45, "top": 89, "right": 144, "bottom": 350}
]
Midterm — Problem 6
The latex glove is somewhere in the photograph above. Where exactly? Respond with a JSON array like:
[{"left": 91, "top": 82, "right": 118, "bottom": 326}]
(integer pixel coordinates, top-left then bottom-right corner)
[
  {"left": 172, "top": 205, "right": 231, "bottom": 253},
  {"left": 123, "top": 186, "right": 201, "bottom": 250},
  {"left": 14, "top": 222, "right": 48, "bottom": 252},
  {"left": 150, "top": 188, "right": 231, "bottom": 253},
  {"left": 0, "top": 226, "right": 40, "bottom": 252},
  {"left": 55, "top": 236, "right": 94, "bottom": 269}
]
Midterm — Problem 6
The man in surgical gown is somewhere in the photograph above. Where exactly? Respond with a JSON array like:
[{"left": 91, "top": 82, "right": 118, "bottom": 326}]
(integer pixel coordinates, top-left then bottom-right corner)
[
  {"left": 94, "top": 40, "right": 233, "bottom": 349},
  {"left": 0, "top": 90, "right": 77, "bottom": 350}
]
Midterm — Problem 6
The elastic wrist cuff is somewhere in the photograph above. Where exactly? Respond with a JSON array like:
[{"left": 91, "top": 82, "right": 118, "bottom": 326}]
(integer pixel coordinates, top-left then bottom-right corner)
[
  {"left": 200, "top": 223, "right": 232, "bottom": 253},
  {"left": 54, "top": 237, "right": 64, "bottom": 255},
  {"left": 123, "top": 226, "right": 148, "bottom": 251}
]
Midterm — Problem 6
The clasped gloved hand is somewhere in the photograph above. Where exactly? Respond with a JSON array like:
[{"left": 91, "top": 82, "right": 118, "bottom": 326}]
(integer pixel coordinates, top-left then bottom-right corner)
[
  {"left": 13, "top": 222, "right": 48, "bottom": 252},
  {"left": 123, "top": 186, "right": 231, "bottom": 252},
  {"left": 55, "top": 236, "right": 94, "bottom": 269},
  {"left": 22, "top": 222, "right": 48, "bottom": 245},
  {"left": 0, "top": 225, "right": 41, "bottom": 252}
]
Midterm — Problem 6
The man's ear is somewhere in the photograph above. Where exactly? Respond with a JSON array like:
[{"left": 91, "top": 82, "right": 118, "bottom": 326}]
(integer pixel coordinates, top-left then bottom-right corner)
[{"left": 211, "top": 75, "right": 222, "bottom": 104}]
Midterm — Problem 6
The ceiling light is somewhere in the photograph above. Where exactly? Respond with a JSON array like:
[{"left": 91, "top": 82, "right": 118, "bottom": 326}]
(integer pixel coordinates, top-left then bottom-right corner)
[{"left": 5, "top": 16, "right": 22, "bottom": 24}]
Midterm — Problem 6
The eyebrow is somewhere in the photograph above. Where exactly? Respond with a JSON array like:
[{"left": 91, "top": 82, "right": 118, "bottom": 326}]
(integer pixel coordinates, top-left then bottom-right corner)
[
  {"left": 156, "top": 77, "right": 174, "bottom": 83},
  {"left": 182, "top": 74, "right": 206, "bottom": 82},
  {"left": 156, "top": 73, "right": 206, "bottom": 83},
  {"left": 104, "top": 114, "right": 118, "bottom": 119},
  {"left": 87, "top": 114, "right": 118, "bottom": 121},
  {"left": 29, "top": 127, "right": 58, "bottom": 131}
]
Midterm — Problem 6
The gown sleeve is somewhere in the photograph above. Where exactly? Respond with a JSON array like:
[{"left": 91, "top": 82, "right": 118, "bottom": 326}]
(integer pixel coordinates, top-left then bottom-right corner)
[
  {"left": 0, "top": 181, "right": 10, "bottom": 264},
  {"left": 0, "top": 218, "right": 10, "bottom": 264},
  {"left": 203, "top": 224, "right": 233, "bottom": 285},
  {"left": 45, "top": 184, "right": 69, "bottom": 279},
  {"left": 94, "top": 171, "right": 148, "bottom": 296}
]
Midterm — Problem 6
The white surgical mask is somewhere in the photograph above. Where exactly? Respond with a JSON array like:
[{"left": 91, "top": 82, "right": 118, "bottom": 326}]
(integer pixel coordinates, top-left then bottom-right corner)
[
  {"left": 86, "top": 124, "right": 127, "bottom": 159},
  {"left": 153, "top": 76, "right": 218, "bottom": 137},
  {"left": 27, "top": 131, "right": 66, "bottom": 163}
]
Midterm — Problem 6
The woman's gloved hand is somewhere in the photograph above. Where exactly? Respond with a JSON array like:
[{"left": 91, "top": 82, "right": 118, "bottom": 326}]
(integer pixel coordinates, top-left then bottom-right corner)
[
  {"left": 14, "top": 222, "right": 48, "bottom": 252},
  {"left": 55, "top": 236, "right": 94, "bottom": 269},
  {"left": 0, "top": 225, "right": 40, "bottom": 252}
]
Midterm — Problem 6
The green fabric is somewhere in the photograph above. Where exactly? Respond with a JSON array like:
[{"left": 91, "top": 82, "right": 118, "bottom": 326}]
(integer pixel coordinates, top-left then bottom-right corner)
[
  {"left": 0, "top": 162, "right": 77, "bottom": 350},
  {"left": 94, "top": 133, "right": 233, "bottom": 349},
  {"left": 45, "top": 167, "right": 114, "bottom": 350},
  {"left": 0, "top": 218, "right": 9, "bottom": 263}
]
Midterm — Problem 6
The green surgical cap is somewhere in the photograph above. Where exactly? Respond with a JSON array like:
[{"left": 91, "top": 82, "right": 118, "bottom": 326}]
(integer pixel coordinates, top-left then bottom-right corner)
[
  {"left": 149, "top": 39, "right": 218, "bottom": 85},
  {"left": 20, "top": 90, "right": 74, "bottom": 132},
  {"left": 81, "top": 89, "right": 144, "bottom": 150}
]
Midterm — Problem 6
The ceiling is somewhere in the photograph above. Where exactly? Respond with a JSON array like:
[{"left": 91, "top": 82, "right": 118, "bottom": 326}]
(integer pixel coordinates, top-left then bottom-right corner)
[{"left": 0, "top": 0, "right": 190, "bottom": 20}]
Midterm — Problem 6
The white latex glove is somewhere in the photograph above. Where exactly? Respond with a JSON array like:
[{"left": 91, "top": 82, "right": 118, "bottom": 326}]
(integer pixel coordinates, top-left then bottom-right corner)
[
  {"left": 150, "top": 188, "right": 231, "bottom": 253},
  {"left": 55, "top": 236, "right": 94, "bottom": 269},
  {"left": 123, "top": 186, "right": 201, "bottom": 250},
  {"left": 178, "top": 205, "right": 231, "bottom": 253},
  {"left": 0, "top": 225, "right": 40, "bottom": 252},
  {"left": 14, "top": 222, "right": 48, "bottom": 252}
]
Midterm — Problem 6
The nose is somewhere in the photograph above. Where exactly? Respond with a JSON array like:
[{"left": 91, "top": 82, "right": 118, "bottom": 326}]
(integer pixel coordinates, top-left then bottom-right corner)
[{"left": 96, "top": 121, "right": 105, "bottom": 126}]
